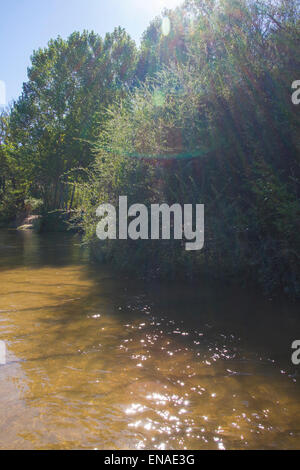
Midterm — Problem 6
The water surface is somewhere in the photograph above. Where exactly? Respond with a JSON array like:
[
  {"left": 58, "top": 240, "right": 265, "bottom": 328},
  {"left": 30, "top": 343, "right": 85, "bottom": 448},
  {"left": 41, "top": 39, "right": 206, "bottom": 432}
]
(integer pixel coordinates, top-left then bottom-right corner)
[{"left": 0, "top": 229, "right": 299, "bottom": 450}]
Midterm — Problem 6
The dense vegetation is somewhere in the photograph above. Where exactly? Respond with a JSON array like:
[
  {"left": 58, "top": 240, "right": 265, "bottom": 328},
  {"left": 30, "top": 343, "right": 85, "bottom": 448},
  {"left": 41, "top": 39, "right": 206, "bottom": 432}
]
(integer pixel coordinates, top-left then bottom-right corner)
[{"left": 0, "top": 0, "right": 299, "bottom": 297}]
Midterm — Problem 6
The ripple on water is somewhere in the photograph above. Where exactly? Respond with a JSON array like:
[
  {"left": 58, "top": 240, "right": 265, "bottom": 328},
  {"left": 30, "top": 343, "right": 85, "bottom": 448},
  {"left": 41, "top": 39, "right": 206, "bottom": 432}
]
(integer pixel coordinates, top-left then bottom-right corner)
[{"left": 0, "top": 230, "right": 299, "bottom": 449}]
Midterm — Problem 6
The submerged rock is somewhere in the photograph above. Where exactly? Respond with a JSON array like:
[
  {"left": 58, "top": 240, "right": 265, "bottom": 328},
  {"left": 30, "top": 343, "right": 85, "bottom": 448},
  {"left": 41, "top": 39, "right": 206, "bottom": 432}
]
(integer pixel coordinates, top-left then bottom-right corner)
[
  {"left": 17, "top": 215, "right": 42, "bottom": 232},
  {"left": 17, "top": 224, "right": 34, "bottom": 231}
]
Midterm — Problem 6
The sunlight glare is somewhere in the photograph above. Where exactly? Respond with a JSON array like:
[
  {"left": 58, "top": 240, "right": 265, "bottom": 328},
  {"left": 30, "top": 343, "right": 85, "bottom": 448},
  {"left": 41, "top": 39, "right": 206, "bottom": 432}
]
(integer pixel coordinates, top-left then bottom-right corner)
[
  {"left": 134, "top": 0, "right": 182, "bottom": 16},
  {"left": 151, "top": 0, "right": 181, "bottom": 10}
]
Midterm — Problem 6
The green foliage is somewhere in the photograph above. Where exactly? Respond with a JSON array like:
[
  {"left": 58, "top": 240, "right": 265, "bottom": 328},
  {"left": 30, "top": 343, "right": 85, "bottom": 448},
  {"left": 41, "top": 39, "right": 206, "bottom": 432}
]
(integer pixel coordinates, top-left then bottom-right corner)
[
  {"left": 77, "top": 0, "right": 300, "bottom": 297},
  {"left": 3, "top": 29, "right": 137, "bottom": 215},
  {"left": 24, "top": 197, "right": 44, "bottom": 214}
]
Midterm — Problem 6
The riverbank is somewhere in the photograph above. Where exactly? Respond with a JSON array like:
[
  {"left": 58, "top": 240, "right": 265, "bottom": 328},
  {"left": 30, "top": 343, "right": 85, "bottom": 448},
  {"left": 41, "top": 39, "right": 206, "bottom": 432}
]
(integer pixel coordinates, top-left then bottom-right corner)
[
  {"left": 0, "top": 210, "right": 77, "bottom": 233},
  {"left": 1, "top": 211, "right": 299, "bottom": 301}
]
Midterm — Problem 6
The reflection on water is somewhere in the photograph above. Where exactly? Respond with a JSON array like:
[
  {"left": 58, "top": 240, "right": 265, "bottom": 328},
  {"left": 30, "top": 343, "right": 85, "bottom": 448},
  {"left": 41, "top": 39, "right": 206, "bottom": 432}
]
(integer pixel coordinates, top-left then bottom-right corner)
[{"left": 0, "top": 229, "right": 299, "bottom": 450}]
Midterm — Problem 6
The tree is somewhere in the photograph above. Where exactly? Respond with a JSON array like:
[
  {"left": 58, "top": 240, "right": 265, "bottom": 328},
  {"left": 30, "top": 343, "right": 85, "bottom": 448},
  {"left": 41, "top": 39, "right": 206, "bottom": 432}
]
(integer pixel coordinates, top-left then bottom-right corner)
[
  {"left": 78, "top": 0, "right": 300, "bottom": 296},
  {"left": 8, "top": 28, "right": 137, "bottom": 211}
]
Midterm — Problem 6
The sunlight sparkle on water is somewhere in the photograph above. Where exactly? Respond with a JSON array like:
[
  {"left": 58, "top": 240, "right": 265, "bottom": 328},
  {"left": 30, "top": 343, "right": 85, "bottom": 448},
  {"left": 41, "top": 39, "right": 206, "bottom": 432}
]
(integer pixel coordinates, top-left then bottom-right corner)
[{"left": 125, "top": 403, "right": 147, "bottom": 415}]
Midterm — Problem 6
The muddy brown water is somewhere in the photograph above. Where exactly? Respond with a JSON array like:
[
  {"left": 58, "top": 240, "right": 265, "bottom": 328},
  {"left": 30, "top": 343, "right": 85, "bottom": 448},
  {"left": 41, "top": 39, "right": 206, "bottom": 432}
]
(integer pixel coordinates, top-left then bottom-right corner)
[{"left": 0, "top": 229, "right": 299, "bottom": 450}]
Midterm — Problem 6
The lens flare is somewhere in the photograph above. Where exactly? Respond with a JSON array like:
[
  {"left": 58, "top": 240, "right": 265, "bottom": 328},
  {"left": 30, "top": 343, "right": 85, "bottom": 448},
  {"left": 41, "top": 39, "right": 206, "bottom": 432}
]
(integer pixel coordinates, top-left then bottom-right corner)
[{"left": 162, "top": 17, "right": 171, "bottom": 36}]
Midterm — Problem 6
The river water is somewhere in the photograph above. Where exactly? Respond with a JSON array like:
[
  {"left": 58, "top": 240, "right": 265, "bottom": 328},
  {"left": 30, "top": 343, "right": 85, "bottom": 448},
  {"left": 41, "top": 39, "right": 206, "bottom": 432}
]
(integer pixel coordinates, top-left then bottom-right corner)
[{"left": 0, "top": 229, "right": 299, "bottom": 450}]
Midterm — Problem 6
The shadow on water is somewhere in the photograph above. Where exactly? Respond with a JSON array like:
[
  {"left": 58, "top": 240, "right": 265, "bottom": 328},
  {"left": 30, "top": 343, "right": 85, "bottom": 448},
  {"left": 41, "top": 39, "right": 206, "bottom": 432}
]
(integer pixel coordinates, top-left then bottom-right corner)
[
  {"left": 0, "top": 229, "right": 86, "bottom": 270},
  {"left": 0, "top": 229, "right": 299, "bottom": 450}
]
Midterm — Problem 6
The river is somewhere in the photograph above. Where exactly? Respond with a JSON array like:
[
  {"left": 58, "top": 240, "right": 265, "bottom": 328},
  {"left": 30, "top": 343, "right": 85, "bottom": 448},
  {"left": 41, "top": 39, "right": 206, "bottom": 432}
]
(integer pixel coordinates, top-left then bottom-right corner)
[{"left": 0, "top": 229, "right": 299, "bottom": 450}]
